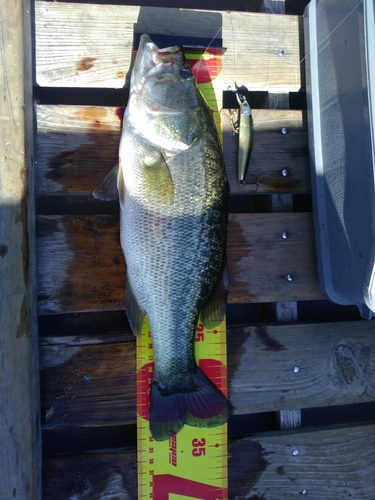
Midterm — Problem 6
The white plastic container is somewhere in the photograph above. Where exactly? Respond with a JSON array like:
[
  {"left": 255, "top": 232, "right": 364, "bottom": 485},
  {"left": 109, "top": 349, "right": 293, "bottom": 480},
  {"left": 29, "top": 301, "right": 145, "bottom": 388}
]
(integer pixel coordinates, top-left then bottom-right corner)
[{"left": 304, "top": 0, "right": 375, "bottom": 319}]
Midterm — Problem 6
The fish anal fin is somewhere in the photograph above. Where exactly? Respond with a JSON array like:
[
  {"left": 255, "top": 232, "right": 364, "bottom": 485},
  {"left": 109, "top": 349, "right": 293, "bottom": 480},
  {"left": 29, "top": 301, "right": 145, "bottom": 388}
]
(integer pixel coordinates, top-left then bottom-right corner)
[
  {"left": 200, "top": 264, "right": 229, "bottom": 330},
  {"left": 92, "top": 164, "right": 119, "bottom": 201},
  {"left": 143, "top": 151, "right": 174, "bottom": 205},
  {"left": 149, "top": 368, "right": 231, "bottom": 441},
  {"left": 125, "top": 279, "right": 145, "bottom": 338}
]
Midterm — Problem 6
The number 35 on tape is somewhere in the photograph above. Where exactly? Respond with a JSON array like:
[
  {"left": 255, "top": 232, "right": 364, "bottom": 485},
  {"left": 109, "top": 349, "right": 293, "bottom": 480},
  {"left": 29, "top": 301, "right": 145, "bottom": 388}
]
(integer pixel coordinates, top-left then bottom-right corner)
[{"left": 136, "top": 317, "right": 229, "bottom": 500}]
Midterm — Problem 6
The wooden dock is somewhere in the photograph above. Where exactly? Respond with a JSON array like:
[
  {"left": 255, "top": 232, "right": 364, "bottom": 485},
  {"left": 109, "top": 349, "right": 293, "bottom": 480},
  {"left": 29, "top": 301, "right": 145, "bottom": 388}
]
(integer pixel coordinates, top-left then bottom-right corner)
[{"left": 1, "top": 0, "right": 375, "bottom": 498}]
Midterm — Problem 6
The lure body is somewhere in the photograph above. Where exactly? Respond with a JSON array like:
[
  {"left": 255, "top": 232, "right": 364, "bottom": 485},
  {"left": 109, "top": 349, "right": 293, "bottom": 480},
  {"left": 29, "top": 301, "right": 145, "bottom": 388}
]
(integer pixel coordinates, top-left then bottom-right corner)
[{"left": 236, "top": 93, "right": 254, "bottom": 184}]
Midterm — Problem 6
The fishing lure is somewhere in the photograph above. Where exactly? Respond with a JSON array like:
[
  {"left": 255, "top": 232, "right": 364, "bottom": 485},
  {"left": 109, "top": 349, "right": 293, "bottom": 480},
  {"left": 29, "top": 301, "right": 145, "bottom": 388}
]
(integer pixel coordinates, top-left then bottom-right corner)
[{"left": 235, "top": 92, "right": 254, "bottom": 185}]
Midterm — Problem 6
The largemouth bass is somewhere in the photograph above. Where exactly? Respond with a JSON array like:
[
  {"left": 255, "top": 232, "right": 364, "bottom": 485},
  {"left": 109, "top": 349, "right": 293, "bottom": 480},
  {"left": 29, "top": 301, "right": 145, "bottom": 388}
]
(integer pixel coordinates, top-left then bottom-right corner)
[{"left": 94, "top": 34, "right": 230, "bottom": 440}]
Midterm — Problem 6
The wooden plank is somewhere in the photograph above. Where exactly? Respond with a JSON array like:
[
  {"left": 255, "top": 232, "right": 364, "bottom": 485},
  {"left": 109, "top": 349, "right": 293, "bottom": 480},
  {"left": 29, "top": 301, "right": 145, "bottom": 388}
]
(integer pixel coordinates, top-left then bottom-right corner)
[
  {"left": 35, "top": 105, "right": 310, "bottom": 196},
  {"left": 42, "top": 450, "right": 138, "bottom": 500},
  {"left": 0, "top": 0, "right": 42, "bottom": 498},
  {"left": 36, "top": 213, "right": 321, "bottom": 314},
  {"left": 40, "top": 333, "right": 136, "bottom": 429},
  {"left": 35, "top": 105, "right": 121, "bottom": 195},
  {"left": 227, "top": 212, "right": 322, "bottom": 304},
  {"left": 228, "top": 423, "right": 375, "bottom": 498},
  {"left": 42, "top": 423, "right": 375, "bottom": 499},
  {"left": 36, "top": 215, "right": 126, "bottom": 314},
  {"left": 40, "top": 321, "right": 375, "bottom": 429},
  {"left": 269, "top": 84, "right": 302, "bottom": 431},
  {"left": 35, "top": 2, "right": 302, "bottom": 91},
  {"left": 228, "top": 321, "right": 375, "bottom": 414}
]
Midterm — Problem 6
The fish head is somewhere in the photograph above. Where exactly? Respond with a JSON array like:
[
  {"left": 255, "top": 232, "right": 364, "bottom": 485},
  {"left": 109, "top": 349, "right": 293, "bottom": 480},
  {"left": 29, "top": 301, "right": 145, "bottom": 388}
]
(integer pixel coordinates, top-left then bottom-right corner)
[{"left": 128, "top": 34, "right": 202, "bottom": 153}]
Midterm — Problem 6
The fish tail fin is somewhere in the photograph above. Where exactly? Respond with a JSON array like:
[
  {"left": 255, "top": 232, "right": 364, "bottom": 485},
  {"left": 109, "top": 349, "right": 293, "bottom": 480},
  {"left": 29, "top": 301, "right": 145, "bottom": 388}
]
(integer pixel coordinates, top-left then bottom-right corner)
[{"left": 149, "top": 368, "right": 231, "bottom": 441}]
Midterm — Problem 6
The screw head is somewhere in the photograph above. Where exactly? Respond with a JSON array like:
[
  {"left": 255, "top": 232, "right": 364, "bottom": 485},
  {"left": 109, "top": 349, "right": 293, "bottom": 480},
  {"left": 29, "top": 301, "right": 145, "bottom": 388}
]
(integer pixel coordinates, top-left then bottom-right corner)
[
  {"left": 281, "top": 168, "right": 288, "bottom": 177},
  {"left": 282, "top": 231, "right": 289, "bottom": 239},
  {"left": 292, "top": 449, "right": 299, "bottom": 456},
  {"left": 281, "top": 126, "right": 288, "bottom": 134},
  {"left": 293, "top": 366, "right": 300, "bottom": 373},
  {"left": 286, "top": 274, "right": 293, "bottom": 282},
  {"left": 278, "top": 49, "right": 285, "bottom": 56}
]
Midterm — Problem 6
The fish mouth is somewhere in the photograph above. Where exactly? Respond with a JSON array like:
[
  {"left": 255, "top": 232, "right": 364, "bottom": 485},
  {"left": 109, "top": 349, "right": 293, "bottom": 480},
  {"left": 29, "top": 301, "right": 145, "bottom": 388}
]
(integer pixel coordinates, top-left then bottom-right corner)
[
  {"left": 140, "top": 34, "right": 181, "bottom": 63},
  {"left": 133, "top": 34, "right": 183, "bottom": 90},
  {"left": 131, "top": 34, "right": 199, "bottom": 114}
]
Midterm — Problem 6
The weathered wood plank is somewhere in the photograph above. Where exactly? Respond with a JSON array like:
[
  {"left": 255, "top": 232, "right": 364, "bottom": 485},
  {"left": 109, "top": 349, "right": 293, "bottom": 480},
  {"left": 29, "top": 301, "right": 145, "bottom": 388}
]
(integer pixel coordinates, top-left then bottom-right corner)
[
  {"left": 35, "top": 105, "right": 121, "bottom": 195},
  {"left": 0, "top": 0, "right": 42, "bottom": 498},
  {"left": 228, "top": 321, "right": 375, "bottom": 414},
  {"left": 36, "top": 215, "right": 126, "bottom": 314},
  {"left": 40, "top": 333, "right": 135, "bottom": 429},
  {"left": 42, "top": 450, "right": 138, "bottom": 500},
  {"left": 229, "top": 423, "right": 375, "bottom": 499},
  {"left": 42, "top": 423, "right": 375, "bottom": 499},
  {"left": 227, "top": 212, "right": 322, "bottom": 304},
  {"left": 269, "top": 84, "right": 302, "bottom": 431},
  {"left": 35, "top": 105, "right": 310, "bottom": 196},
  {"left": 35, "top": 2, "right": 302, "bottom": 91},
  {"left": 40, "top": 321, "right": 375, "bottom": 429},
  {"left": 36, "top": 213, "right": 321, "bottom": 314}
]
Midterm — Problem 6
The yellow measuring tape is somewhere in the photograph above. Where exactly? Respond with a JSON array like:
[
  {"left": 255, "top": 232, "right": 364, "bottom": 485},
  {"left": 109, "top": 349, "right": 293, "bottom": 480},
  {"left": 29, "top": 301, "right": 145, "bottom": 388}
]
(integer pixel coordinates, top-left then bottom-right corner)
[{"left": 136, "top": 45, "right": 228, "bottom": 500}]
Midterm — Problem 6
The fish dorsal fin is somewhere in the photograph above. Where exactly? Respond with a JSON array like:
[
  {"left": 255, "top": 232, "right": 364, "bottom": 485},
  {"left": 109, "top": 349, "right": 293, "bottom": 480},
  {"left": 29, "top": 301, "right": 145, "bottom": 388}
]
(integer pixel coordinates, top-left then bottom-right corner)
[
  {"left": 92, "top": 164, "right": 119, "bottom": 201},
  {"left": 126, "top": 279, "right": 145, "bottom": 339},
  {"left": 143, "top": 151, "right": 174, "bottom": 205},
  {"left": 200, "top": 264, "right": 229, "bottom": 330}
]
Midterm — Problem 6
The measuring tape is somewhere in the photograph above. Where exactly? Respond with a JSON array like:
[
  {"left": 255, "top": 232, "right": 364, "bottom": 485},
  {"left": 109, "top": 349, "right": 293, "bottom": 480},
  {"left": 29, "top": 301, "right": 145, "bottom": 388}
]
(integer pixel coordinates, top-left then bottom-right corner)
[
  {"left": 135, "top": 43, "right": 228, "bottom": 500},
  {"left": 136, "top": 315, "right": 228, "bottom": 499}
]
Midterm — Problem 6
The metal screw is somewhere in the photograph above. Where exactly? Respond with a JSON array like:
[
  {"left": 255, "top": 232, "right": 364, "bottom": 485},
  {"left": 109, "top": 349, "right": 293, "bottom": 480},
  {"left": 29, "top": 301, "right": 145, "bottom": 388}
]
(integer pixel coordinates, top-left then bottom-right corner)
[
  {"left": 281, "top": 168, "right": 288, "bottom": 177},
  {"left": 281, "top": 126, "right": 288, "bottom": 134},
  {"left": 293, "top": 366, "right": 300, "bottom": 373},
  {"left": 286, "top": 274, "right": 293, "bottom": 282},
  {"left": 301, "top": 490, "right": 308, "bottom": 495},
  {"left": 292, "top": 449, "right": 299, "bottom": 456},
  {"left": 278, "top": 49, "right": 285, "bottom": 56},
  {"left": 282, "top": 231, "right": 289, "bottom": 239}
]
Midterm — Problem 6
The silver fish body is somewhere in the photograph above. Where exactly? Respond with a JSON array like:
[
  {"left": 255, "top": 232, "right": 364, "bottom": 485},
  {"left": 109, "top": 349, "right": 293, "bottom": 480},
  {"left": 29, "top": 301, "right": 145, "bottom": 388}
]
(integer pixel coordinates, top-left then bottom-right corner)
[{"left": 118, "top": 35, "right": 230, "bottom": 440}]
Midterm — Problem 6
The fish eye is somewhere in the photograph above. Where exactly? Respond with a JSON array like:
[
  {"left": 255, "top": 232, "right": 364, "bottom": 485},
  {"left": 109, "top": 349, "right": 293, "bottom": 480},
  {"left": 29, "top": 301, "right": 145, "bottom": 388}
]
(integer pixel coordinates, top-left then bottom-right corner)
[{"left": 180, "top": 69, "right": 193, "bottom": 80}]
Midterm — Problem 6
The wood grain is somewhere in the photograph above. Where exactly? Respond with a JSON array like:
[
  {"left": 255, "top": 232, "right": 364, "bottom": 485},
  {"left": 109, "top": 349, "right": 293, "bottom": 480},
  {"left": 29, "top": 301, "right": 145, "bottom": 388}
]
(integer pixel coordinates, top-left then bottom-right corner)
[
  {"left": 36, "top": 215, "right": 126, "bottom": 314},
  {"left": 39, "top": 321, "right": 375, "bottom": 429},
  {"left": 229, "top": 423, "right": 375, "bottom": 499},
  {"left": 35, "top": 2, "right": 302, "bottom": 91},
  {"left": 42, "top": 423, "right": 375, "bottom": 499},
  {"left": 35, "top": 105, "right": 310, "bottom": 196},
  {"left": 36, "top": 213, "right": 322, "bottom": 314},
  {"left": 227, "top": 212, "right": 322, "bottom": 304},
  {"left": 35, "top": 105, "right": 121, "bottom": 195},
  {"left": 42, "top": 451, "right": 138, "bottom": 500},
  {"left": 228, "top": 321, "right": 375, "bottom": 414},
  {"left": 0, "top": 0, "right": 41, "bottom": 498},
  {"left": 40, "top": 333, "right": 136, "bottom": 429}
]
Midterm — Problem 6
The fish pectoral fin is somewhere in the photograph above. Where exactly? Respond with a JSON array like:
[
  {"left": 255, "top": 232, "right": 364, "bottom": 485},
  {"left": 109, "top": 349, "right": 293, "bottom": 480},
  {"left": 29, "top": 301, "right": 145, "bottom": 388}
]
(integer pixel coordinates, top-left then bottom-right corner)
[
  {"left": 117, "top": 162, "right": 126, "bottom": 210},
  {"left": 200, "top": 264, "right": 229, "bottom": 330},
  {"left": 125, "top": 279, "right": 145, "bottom": 338},
  {"left": 92, "top": 164, "right": 119, "bottom": 201},
  {"left": 142, "top": 151, "right": 174, "bottom": 205}
]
